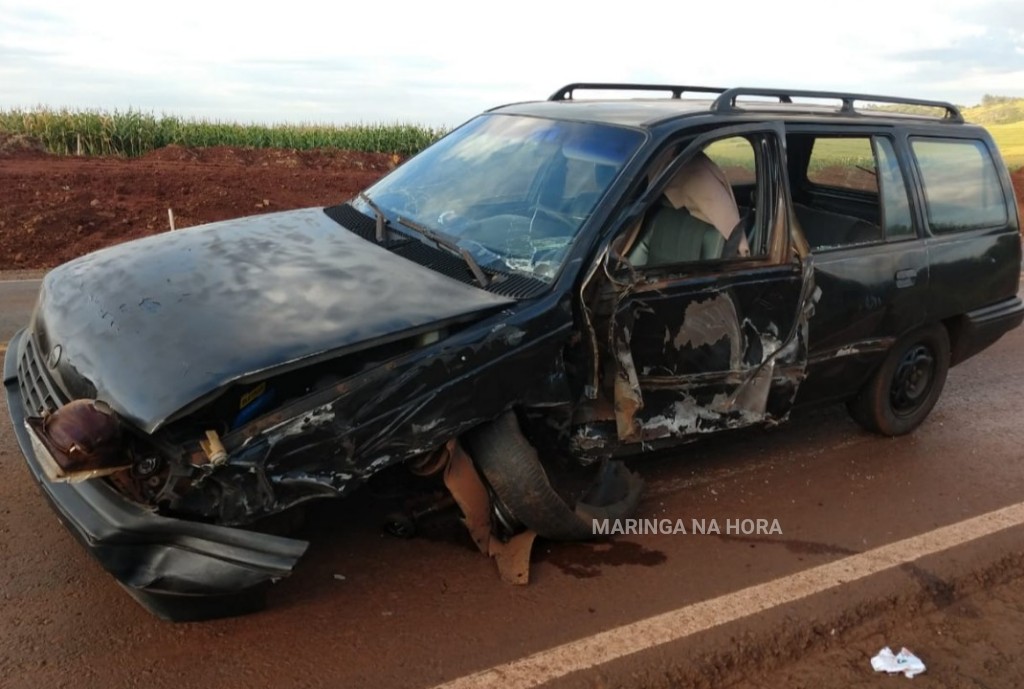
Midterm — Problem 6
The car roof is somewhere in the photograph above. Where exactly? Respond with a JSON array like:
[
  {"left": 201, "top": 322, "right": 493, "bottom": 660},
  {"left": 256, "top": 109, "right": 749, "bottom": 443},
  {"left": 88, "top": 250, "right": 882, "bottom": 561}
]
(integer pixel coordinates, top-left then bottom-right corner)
[{"left": 489, "top": 84, "right": 970, "bottom": 131}]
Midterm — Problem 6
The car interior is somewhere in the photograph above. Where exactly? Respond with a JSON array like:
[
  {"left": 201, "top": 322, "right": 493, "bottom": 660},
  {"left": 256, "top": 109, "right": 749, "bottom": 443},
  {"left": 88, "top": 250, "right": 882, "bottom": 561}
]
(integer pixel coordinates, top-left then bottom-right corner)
[
  {"left": 786, "top": 133, "right": 888, "bottom": 251},
  {"left": 626, "top": 139, "right": 760, "bottom": 267}
]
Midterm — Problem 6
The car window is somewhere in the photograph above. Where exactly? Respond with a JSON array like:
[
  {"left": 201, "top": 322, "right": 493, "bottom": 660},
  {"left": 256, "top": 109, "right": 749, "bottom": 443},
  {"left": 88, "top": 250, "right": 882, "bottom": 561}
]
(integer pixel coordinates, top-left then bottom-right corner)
[
  {"left": 358, "top": 114, "right": 643, "bottom": 283},
  {"left": 874, "top": 137, "right": 915, "bottom": 240},
  {"left": 910, "top": 138, "right": 1008, "bottom": 234},
  {"left": 807, "top": 138, "right": 878, "bottom": 193},
  {"left": 626, "top": 135, "right": 768, "bottom": 268},
  {"left": 703, "top": 137, "right": 756, "bottom": 185},
  {"left": 792, "top": 134, "right": 922, "bottom": 251}
]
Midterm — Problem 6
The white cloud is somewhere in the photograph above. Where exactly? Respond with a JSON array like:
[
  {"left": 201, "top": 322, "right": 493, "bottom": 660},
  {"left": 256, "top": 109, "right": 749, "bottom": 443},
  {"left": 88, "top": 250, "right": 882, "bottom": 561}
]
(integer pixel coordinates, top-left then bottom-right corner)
[{"left": 0, "top": 0, "right": 1022, "bottom": 125}]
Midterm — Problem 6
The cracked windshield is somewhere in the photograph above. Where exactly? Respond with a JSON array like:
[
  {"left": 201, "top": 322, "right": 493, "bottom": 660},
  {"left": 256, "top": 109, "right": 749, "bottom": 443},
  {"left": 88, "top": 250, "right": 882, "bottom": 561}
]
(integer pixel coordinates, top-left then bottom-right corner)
[{"left": 355, "top": 114, "right": 643, "bottom": 282}]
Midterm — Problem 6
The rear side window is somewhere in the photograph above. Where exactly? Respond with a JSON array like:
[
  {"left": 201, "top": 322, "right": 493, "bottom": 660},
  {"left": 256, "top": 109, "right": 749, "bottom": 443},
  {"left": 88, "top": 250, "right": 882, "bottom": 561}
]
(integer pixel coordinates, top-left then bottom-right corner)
[
  {"left": 910, "top": 138, "right": 1008, "bottom": 233},
  {"left": 807, "top": 138, "right": 878, "bottom": 192},
  {"left": 792, "top": 134, "right": 916, "bottom": 251}
]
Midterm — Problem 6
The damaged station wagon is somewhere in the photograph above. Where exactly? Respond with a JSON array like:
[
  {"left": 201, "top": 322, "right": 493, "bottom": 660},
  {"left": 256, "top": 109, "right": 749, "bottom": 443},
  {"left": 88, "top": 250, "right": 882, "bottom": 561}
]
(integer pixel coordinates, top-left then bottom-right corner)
[{"left": 6, "top": 84, "right": 1023, "bottom": 620}]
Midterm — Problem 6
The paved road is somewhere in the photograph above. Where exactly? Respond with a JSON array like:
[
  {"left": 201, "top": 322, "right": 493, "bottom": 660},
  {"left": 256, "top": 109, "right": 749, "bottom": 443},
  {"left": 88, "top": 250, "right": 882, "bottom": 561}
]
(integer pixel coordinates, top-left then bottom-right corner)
[
  {"left": 0, "top": 284, "right": 1022, "bottom": 688},
  {"left": 0, "top": 279, "right": 39, "bottom": 345}
]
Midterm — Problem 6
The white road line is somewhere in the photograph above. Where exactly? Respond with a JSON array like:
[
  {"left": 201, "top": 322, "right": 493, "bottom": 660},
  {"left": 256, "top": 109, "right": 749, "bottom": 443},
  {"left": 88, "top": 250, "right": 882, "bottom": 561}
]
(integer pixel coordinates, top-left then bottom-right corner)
[
  {"left": 0, "top": 278, "right": 43, "bottom": 285},
  {"left": 432, "top": 501, "right": 1024, "bottom": 689}
]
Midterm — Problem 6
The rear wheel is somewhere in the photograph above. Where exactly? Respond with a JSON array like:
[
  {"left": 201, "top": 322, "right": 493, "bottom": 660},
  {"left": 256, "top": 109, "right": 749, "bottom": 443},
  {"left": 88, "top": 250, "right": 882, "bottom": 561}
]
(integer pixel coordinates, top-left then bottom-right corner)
[{"left": 847, "top": 324, "right": 950, "bottom": 436}]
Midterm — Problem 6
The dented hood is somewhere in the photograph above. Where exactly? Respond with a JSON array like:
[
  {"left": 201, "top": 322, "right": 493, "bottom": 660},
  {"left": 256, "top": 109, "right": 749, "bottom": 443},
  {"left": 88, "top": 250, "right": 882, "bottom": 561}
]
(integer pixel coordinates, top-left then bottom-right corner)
[{"left": 35, "top": 208, "right": 513, "bottom": 432}]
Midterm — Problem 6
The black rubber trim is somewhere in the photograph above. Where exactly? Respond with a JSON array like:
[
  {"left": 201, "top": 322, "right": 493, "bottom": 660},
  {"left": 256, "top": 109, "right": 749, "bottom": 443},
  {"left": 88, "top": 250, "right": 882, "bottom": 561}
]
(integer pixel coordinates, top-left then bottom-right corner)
[
  {"left": 4, "top": 329, "right": 309, "bottom": 621},
  {"left": 323, "top": 204, "right": 549, "bottom": 299},
  {"left": 952, "top": 296, "right": 1024, "bottom": 365}
]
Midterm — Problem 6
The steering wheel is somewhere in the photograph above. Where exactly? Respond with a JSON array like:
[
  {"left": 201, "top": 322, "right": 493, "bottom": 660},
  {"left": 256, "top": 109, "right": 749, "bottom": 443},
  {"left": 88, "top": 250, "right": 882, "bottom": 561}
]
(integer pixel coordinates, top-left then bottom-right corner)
[{"left": 526, "top": 206, "right": 576, "bottom": 237}]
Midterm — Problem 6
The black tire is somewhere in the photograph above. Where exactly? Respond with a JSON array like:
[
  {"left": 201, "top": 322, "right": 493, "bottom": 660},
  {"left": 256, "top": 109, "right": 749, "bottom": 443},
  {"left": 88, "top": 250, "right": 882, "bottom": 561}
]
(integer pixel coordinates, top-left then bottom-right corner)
[
  {"left": 464, "top": 411, "right": 594, "bottom": 541},
  {"left": 464, "top": 412, "right": 644, "bottom": 541},
  {"left": 847, "top": 324, "right": 950, "bottom": 436}
]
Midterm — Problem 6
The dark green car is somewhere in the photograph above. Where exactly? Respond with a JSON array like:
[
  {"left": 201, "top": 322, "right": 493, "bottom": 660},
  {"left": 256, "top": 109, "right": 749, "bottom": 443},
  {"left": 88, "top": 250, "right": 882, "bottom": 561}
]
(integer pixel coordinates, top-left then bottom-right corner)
[{"left": 6, "top": 84, "right": 1021, "bottom": 619}]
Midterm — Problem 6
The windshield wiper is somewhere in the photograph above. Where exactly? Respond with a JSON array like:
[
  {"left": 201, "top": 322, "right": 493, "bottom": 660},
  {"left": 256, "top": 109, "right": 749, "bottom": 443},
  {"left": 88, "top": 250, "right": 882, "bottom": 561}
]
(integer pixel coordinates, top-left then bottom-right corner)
[
  {"left": 357, "top": 192, "right": 389, "bottom": 243},
  {"left": 395, "top": 216, "right": 490, "bottom": 288}
]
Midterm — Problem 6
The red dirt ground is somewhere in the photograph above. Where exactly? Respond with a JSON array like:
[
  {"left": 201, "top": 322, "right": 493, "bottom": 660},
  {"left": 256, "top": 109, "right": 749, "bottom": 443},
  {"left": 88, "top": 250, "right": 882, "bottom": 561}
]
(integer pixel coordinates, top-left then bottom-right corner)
[
  {"left": 0, "top": 145, "right": 397, "bottom": 269},
  {"left": 1, "top": 146, "right": 1022, "bottom": 270}
]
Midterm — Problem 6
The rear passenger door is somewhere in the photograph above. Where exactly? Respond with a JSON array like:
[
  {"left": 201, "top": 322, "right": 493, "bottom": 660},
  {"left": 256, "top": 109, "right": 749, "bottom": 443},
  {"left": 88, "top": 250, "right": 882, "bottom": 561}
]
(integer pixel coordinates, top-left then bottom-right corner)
[
  {"left": 904, "top": 134, "right": 1020, "bottom": 330},
  {"left": 785, "top": 127, "right": 930, "bottom": 405}
]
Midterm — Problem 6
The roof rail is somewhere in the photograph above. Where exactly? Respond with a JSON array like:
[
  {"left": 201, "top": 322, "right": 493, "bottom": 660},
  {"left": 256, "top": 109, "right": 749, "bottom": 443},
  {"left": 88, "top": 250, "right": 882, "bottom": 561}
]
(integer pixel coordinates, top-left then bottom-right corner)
[
  {"left": 710, "top": 87, "right": 964, "bottom": 123},
  {"left": 549, "top": 83, "right": 727, "bottom": 101}
]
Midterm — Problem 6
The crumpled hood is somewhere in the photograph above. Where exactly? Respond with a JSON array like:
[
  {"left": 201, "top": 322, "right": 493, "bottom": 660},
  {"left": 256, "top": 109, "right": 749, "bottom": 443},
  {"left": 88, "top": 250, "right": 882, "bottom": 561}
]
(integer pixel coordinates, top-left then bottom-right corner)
[{"left": 35, "top": 207, "right": 512, "bottom": 433}]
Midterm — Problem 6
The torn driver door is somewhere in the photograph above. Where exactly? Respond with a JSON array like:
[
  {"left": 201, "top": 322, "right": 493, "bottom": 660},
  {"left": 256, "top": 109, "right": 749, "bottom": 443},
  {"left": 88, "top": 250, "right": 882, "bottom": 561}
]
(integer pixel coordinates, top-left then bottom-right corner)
[{"left": 603, "top": 123, "right": 816, "bottom": 444}]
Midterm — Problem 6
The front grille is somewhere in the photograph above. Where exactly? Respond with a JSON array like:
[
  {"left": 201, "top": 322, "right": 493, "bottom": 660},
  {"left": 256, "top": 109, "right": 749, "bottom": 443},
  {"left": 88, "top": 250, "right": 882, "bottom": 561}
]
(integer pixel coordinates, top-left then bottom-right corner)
[{"left": 17, "top": 336, "right": 67, "bottom": 416}]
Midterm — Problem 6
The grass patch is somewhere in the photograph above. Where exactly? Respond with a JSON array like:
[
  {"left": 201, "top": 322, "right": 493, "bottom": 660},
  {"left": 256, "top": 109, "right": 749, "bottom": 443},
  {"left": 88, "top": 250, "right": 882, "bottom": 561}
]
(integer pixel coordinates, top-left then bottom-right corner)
[{"left": 987, "top": 121, "right": 1024, "bottom": 171}]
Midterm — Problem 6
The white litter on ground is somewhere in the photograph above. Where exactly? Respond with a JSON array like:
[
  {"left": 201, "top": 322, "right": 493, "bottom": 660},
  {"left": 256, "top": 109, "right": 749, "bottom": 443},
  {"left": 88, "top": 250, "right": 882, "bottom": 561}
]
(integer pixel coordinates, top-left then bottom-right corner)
[{"left": 871, "top": 646, "right": 926, "bottom": 678}]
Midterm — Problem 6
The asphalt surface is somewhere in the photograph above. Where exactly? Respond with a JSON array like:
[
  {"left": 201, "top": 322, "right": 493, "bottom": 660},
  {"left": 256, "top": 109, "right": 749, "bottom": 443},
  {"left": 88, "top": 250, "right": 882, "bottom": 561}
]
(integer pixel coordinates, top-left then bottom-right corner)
[
  {"left": 1, "top": 282, "right": 1023, "bottom": 688},
  {"left": 0, "top": 279, "right": 39, "bottom": 346}
]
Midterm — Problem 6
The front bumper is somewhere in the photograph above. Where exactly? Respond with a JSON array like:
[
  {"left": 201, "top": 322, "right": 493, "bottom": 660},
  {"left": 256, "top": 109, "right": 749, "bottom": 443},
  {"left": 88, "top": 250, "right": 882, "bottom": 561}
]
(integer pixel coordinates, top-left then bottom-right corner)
[{"left": 4, "top": 328, "right": 309, "bottom": 621}]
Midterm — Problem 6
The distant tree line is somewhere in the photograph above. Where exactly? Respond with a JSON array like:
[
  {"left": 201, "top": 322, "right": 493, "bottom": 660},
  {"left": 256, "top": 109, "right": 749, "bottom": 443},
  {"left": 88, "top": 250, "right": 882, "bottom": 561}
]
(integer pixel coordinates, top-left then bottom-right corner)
[
  {"left": 980, "top": 94, "right": 1019, "bottom": 106},
  {"left": 966, "top": 96, "right": 1024, "bottom": 125}
]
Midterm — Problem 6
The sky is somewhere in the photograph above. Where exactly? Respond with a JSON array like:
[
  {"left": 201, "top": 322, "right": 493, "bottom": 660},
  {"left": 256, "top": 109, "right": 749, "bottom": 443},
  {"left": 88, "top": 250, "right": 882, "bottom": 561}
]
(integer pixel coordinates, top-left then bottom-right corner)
[{"left": 1, "top": 0, "right": 1022, "bottom": 127}]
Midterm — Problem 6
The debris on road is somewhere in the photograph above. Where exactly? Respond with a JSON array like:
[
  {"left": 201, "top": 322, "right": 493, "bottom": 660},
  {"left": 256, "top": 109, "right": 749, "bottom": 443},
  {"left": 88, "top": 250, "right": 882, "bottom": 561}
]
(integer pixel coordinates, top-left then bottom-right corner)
[{"left": 871, "top": 646, "right": 926, "bottom": 678}]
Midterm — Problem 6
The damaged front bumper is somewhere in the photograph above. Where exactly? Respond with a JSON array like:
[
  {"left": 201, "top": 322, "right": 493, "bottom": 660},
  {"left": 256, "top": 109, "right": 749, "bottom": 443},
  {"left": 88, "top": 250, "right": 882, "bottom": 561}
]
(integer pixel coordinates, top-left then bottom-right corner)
[{"left": 4, "top": 328, "right": 309, "bottom": 621}]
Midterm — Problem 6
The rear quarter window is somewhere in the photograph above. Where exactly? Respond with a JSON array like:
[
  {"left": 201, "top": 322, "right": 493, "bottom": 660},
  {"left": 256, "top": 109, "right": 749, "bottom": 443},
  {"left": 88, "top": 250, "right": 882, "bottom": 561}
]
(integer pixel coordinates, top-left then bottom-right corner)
[{"left": 910, "top": 138, "right": 1008, "bottom": 233}]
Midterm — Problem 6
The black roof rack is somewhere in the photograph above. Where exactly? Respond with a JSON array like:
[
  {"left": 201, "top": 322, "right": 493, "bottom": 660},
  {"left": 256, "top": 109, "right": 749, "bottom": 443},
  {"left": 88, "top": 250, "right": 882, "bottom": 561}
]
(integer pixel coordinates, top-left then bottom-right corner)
[
  {"left": 549, "top": 83, "right": 727, "bottom": 101},
  {"left": 710, "top": 87, "right": 964, "bottom": 123}
]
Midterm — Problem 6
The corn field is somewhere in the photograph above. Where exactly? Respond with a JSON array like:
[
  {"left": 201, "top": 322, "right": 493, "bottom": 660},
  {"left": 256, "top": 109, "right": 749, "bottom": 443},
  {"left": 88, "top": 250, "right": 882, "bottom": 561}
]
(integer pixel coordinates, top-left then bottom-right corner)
[{"left": 0, "top": 108, "right": 447, "bottom": 157}]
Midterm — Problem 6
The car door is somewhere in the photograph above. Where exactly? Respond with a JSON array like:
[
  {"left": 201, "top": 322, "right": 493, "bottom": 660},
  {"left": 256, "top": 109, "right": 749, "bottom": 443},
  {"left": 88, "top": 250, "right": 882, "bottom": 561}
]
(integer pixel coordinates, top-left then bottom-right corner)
[
  {"left": 587, "top": 123, "right": 817, "bottom": 445},
  {"left": 784, "top": 128, "right": 930, "bottom": 405}
]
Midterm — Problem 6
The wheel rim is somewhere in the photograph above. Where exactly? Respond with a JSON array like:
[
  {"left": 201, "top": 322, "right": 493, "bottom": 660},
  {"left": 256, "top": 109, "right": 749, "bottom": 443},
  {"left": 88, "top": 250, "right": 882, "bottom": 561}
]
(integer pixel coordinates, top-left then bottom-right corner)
[{"left": 889, "top": 344, "right": 935, "bottom": 416}]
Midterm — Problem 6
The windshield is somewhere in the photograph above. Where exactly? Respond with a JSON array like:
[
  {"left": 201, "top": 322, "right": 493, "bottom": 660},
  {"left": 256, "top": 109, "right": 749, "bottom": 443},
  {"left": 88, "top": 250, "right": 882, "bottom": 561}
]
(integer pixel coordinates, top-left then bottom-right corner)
[{"left": 354, "top": 114, "right": 643, "bottom": 283}]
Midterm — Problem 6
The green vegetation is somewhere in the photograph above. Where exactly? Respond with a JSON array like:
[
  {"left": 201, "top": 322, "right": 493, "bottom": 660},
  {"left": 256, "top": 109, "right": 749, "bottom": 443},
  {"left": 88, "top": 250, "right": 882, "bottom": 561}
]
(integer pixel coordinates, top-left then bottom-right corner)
[
  {"left": 986, "top": 121, "right": 1024, "bottom": 170},
  {"left": 865, "top": 95, "right": 1024, "bottom": 126},
  {"left": 963, "top": 95, "right": 1024, "bottom": 126},
  {"left": 0, "top": 104, "right": 1021, "bottom": 169},
  {"left": 0, "top": 108, "right": 447, "bottom": 157},
  {"left": 707, "top": 117, "right": 1023, "bottom": 172}
]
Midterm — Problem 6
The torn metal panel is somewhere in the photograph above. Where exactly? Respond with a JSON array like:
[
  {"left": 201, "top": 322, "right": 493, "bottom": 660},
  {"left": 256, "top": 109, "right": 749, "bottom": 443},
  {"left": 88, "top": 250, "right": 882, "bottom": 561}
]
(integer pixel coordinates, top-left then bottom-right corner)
[
  {"left": 714, "top": 359, "right": 775, "bottom": 416},
  {"left": 440, "top": 438, "right": 536, "bottom": 585},
  {"left": 579, "top": 247, "right": 611, "bottom": 400},
  {"left": 147, "top": 308, "right": 581, "bottom": 525},
  {"left": 639, "top": 395, "right": 737, "bottom": 440},
  {"left": 488, "top": 531, "right": 538, "bottom": 586},
  {"left": 613, "top": 321, "right": 644, "bottom": 442},
  {"left": 672, "top": 294, "right": 743, "bottom": 369},
  {"left": 808, "top": 338, "right": 896, "bottom": 364},
  {"left": 598, "top": 253, "right": 816, "bottom": 445}
]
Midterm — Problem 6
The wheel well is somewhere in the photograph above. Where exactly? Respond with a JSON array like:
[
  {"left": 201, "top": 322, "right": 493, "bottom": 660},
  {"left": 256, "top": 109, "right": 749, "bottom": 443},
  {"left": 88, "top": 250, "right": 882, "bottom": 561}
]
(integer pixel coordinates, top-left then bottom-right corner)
[{"left": 941, "top": 315, "right": 967, "bottom": 366}]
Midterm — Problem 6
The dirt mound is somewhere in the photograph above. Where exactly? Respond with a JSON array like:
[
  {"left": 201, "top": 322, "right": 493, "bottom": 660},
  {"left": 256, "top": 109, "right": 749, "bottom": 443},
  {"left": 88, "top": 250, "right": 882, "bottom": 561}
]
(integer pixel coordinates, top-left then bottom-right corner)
[
  {"left": 0, "top": 133, "right": 47, "bottom": 158},
  {"left": 0, "top": 146, "right": 396, "bottom": 269},
  {"left": 140, "top": 145, "right": 398, "bottom": 172},
  {"left": 141, "top": 144, "right": 201, "bottom": 163}
]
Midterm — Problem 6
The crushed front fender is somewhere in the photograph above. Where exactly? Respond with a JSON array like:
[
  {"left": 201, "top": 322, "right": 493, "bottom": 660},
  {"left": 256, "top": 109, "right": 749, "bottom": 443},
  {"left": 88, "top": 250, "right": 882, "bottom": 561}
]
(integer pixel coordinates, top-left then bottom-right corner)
[{"left": 4, "top": 328, "right": 309, "bottom": 621}]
